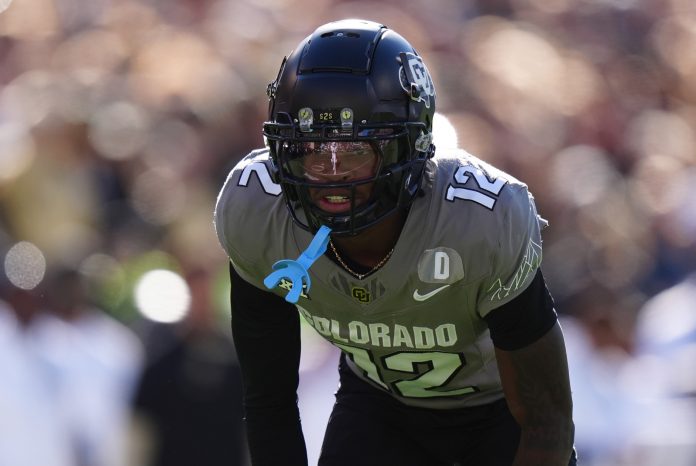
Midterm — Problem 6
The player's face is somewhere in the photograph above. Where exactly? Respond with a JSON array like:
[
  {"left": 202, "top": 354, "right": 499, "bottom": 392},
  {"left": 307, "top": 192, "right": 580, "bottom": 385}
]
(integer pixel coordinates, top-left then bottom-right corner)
[{"left": 289, "top": 141, "right": 380, "bottom": 214}]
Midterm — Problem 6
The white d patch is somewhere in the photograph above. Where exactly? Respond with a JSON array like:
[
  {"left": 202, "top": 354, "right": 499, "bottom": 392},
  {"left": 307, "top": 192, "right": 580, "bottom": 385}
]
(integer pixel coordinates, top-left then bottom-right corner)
[{"left": 417, "top": 248, "right": 464, "bottom": 284}]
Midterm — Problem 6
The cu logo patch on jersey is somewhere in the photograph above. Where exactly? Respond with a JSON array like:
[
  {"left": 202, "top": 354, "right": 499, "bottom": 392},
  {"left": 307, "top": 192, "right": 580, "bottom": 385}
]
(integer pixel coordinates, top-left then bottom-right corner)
[
  {"left": 351, "top": 287, "right": 371, "bottom": 303},
  {"left": 330, "top": 274, "right": 386, "bottom": 305},
  {"left": 413, "top": 248, "right": 464, "bottom": 301}
]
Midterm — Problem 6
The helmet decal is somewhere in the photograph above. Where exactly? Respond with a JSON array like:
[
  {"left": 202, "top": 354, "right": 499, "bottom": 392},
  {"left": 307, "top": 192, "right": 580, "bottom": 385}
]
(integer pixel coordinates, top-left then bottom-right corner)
[{"left": 399, "top": 53, "right": 435, "bottom": 109}]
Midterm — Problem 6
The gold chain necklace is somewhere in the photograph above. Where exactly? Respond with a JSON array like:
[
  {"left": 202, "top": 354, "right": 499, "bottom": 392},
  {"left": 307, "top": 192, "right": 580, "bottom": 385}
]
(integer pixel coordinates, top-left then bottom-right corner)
[{"left": 329, "top": 240, "right": 394, "bottom": 280}]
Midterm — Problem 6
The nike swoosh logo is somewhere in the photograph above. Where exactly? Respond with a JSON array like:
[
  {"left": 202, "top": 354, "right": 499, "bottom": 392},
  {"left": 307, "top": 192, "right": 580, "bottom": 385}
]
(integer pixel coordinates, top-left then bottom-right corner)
[{"left": 413, "top": 285, "right": 450, "bottom": 302}]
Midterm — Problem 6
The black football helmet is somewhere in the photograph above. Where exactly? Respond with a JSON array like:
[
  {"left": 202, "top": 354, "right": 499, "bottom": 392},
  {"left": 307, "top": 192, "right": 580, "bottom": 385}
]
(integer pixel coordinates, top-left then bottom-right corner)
[{"left": 264, "top": 19, "right": 436, "bottom": 236}]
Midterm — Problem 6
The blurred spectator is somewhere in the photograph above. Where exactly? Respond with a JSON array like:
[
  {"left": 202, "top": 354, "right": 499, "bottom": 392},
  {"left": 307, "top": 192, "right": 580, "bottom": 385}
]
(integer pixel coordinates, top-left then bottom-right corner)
[
  {"left": 562, "top": 315, "right": 645, "bottom": 466},
  {"left": 630, "top": 273, "right": 696, "bottom": 466},
  {"left": 0, "top": 277, "right": 74, "bottom": 466},
  {"left": 131, "top": 266, "right": 248, "bottom": 466},
  {"left": 0, "top": 267, "right": 143, "bottom": 466}
]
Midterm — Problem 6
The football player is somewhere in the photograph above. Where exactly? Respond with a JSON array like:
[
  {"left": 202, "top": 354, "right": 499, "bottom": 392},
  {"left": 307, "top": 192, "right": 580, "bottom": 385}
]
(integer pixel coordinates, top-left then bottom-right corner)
[{"left": 215, "top": 19, "right": 577, "bottom": 466}]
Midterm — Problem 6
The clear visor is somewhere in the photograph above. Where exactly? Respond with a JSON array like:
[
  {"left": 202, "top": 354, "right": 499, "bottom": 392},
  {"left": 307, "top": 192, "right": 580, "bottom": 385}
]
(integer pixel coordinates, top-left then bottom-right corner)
[{"left": 283, "top": 141, "right": 382, "bottom": 181}]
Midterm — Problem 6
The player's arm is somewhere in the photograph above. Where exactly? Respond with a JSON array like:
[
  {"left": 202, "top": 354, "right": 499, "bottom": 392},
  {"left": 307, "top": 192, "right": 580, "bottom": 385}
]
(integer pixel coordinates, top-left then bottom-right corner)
[
  {"left": 484, "top": 269, "right": 575, "bottom": 465},
  {"left": 229, "top": 263, "right": 308, "bottom": 466}
]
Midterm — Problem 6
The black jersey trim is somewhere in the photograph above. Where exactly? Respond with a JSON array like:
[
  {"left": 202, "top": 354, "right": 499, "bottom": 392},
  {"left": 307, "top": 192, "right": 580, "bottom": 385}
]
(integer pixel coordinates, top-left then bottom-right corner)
[{"left": 483, "top": 268, "right": 558, "bottom": 351}]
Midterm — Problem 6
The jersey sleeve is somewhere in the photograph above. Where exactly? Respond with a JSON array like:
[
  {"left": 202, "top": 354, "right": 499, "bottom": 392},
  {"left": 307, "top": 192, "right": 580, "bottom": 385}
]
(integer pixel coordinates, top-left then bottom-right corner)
[
  {"left": 213, "top": 150, "right": 284, "bottom": 290},
  {"left": 477, "top": 184, "right": 545, "bottom": 318},
  {"left": 214, "top": 168, "right": 254, "bottom": 280}
]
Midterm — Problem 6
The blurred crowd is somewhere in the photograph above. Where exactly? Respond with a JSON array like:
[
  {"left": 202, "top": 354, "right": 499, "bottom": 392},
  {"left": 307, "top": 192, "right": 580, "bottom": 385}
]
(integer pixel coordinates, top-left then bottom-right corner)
[{"left": 0, "top": 0, "right": 694, "bottom": 465}]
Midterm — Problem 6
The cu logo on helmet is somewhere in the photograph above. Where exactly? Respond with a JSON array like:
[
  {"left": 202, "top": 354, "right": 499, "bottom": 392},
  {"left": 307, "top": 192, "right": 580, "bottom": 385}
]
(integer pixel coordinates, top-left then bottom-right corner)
[{"left": 399, "top": 53, "right": 435, "bottom": 109}]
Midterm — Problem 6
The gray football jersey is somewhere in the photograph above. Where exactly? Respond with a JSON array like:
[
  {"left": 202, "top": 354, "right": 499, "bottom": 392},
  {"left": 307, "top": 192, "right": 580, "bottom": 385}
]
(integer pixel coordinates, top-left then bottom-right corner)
[{"left": 215, "top": 147, "right": 545, "bottom": 409}]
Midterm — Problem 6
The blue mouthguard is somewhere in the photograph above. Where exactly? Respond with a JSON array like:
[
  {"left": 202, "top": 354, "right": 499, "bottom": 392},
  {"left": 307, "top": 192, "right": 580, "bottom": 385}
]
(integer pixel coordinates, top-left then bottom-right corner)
[{"left": 263, "top": 225, "right": 331, "bottom": 303}]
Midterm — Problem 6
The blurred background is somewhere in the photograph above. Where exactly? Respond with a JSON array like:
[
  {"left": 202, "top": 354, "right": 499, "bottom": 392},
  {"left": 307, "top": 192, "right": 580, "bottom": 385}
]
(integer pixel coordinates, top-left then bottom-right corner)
[{"left": 0, "top": 0, "right": 695, "bottom": 465}]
